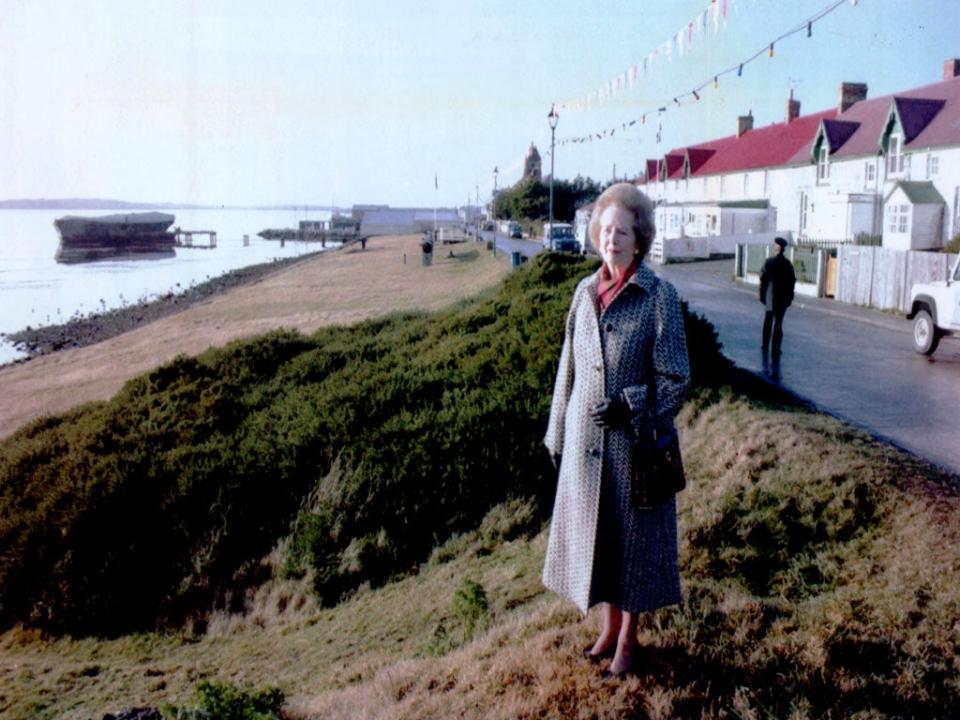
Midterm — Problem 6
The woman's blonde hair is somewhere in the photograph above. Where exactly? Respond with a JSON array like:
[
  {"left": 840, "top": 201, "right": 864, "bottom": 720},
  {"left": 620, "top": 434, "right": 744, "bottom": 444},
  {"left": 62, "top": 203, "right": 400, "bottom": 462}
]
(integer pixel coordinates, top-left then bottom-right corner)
[{"left": 587, "top": 183, "right": 656, "bottom": 259}]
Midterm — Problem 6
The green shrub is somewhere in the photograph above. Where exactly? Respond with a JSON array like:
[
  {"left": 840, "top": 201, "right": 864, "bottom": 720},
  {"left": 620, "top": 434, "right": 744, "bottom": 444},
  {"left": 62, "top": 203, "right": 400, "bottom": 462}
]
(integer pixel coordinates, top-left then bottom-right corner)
[
  {"left": 167, "top": 680, "right": 284, "bottom": 720},
  {"left": 452, "top": 578, "right": 490, "bottom": 641}
]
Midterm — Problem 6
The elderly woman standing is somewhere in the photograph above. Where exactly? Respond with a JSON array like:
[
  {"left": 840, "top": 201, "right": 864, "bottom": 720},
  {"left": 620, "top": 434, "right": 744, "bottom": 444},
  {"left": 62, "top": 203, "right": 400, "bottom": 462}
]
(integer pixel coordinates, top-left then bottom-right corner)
[{"left": 542, "top": 183, "right": 690, "bottom": 677}]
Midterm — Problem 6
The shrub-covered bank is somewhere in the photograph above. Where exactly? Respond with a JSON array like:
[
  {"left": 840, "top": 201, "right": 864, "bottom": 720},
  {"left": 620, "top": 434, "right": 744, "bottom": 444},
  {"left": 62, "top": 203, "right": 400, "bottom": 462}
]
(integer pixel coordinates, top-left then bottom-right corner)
[
  {"left": 2, "top": 389, "right": 958, "bottom": 719},
  {"left": 0, "top": 252, "right": 727, "bottom": 635}
]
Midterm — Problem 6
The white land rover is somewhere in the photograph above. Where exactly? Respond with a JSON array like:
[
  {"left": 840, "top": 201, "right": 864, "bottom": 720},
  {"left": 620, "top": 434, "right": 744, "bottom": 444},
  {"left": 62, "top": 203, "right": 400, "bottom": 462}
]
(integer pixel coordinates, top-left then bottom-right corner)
[{"left": 907, "top": 253, "right": 960, "bottom": 355}]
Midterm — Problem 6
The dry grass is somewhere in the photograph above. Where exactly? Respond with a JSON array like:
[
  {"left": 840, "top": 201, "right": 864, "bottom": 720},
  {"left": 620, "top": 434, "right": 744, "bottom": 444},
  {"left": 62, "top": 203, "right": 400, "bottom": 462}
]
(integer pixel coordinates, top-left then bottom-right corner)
[
  {"left": 3, "top": 389, "right": 958, "bottom": 719},
  {"left": 0, "top": 236, "right": 509, "bottom": 438}
]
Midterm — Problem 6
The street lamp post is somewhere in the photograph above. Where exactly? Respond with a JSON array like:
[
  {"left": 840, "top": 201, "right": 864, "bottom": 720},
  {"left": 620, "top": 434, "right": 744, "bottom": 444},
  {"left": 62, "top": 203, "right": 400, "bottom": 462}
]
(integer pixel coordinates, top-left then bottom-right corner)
[
  {"left": 492, "top": 166, "right": 498, "bottom": 257},
  {"left": 547, "top": 105, "right": 559, "bottom": 241}
]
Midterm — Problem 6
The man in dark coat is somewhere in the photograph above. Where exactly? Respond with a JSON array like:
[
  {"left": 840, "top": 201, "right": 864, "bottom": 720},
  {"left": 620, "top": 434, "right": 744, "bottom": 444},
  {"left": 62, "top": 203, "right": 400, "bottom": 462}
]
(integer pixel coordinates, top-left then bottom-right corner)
[{"left": 759, "top": 236, "right": 796, "bottom": 359}]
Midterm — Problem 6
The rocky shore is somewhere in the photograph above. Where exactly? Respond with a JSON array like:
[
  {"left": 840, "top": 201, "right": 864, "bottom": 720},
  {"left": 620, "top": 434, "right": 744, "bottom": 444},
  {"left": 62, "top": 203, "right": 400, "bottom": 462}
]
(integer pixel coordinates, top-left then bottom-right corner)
[{"left": 3, "top": 250, "right": 328, "bottom": 361}]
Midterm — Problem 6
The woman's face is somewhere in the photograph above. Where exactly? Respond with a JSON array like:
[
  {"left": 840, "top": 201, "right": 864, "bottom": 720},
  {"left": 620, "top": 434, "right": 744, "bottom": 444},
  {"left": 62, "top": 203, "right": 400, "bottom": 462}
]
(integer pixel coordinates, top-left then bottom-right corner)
[{"left": 598, "top": 204, "right": 637, "bottom": 273}]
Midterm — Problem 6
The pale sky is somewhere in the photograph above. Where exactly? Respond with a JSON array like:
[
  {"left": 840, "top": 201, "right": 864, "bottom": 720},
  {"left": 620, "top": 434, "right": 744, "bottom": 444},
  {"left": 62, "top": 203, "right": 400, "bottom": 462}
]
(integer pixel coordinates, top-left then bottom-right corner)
[{"left": 1, "top": 0, "right": 957, "bottom": 208}]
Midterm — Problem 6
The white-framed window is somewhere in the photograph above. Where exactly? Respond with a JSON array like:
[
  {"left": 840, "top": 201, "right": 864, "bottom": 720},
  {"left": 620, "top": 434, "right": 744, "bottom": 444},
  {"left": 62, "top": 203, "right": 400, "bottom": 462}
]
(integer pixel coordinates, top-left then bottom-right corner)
[
  {"left": 886, "top": 203, "right": 910, "bottom": 233},
  {"left": 763, "top": 170, "right": 769, "bottom": 196},
  {"left": 926, "top": 153, "right": 940, "bottom": 178},
  {"left": 864, "top": 161, "right": 876, "bottom": 189},
  {"left": 817, "top": 146, "right": 830, "bottom": 183},
  {"left": 887, "top": 134, "right": 904, "bottom": 176},
  {"left": 743, "top": 173, "right": 750, "bottom": 195},
  {"left": 709, "top": 215, "right": 718, "bottom": 233},
  {"left": 720, "top": 175, "right": 726, "bottom": 195},
  {"left": 799, "top": 192, "right": 809, "bottom": 235}
]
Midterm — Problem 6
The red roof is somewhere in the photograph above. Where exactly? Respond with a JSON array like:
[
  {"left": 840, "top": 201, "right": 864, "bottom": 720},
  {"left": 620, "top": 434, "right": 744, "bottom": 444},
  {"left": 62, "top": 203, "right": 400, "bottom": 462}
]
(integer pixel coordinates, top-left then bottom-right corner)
[
  {"left": 686, "top": 109, "right": 835, "bottom": 176},
  {"left": 656, "top": 75, "right": 960, "bottom": 176}
]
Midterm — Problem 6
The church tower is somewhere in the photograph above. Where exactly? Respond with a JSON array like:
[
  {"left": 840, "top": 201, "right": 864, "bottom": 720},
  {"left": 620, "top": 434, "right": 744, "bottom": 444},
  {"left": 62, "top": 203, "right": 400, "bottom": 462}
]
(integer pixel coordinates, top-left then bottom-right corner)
[{"left": 523, "top": 142, "right": 542, "bottom": 182}]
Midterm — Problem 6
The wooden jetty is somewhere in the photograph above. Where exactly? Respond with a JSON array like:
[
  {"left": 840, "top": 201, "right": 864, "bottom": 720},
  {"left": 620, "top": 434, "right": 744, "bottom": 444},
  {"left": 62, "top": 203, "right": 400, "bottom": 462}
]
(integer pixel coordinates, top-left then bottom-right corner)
[{"left": 174, "top": 229, "right": 217, "bottom": 249}]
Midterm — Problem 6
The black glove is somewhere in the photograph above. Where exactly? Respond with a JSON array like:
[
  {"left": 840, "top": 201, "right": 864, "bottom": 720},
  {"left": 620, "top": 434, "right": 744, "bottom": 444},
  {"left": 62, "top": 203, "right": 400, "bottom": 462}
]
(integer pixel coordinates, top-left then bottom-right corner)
[
  {"left": 589, "top": 395, "right": 630, "bottom": 428},
  {"left": 550, "top": 453, "right": 562, "bottom": 471}
]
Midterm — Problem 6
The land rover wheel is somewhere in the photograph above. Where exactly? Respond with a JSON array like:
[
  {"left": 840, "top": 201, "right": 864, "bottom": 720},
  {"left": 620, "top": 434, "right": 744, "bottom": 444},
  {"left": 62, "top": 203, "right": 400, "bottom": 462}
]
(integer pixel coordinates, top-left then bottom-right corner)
[{"left": 912, "top": 309, "right": 941, "bottom": 355}]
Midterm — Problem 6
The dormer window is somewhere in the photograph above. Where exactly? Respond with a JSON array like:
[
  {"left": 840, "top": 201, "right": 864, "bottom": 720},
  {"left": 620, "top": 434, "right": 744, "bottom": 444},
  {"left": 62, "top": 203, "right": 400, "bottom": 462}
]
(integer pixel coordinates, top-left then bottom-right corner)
[
  {"left": 887, "top": 134, "right": 904, "bottom": 175},
  {"left": 817, "top": 146, "right": 830, "bottom": 183}
]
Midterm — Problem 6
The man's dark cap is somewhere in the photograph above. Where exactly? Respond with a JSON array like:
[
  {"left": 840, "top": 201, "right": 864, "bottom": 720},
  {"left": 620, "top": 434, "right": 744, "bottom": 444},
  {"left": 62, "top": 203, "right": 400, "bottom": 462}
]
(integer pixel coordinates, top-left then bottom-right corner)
[{"left": 774, "top": 237, "right": 788, "bottom": 249}]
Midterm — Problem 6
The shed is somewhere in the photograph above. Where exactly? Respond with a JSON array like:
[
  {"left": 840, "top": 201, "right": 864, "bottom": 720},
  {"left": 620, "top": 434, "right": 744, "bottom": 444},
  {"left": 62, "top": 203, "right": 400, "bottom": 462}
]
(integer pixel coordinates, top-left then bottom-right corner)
[{"left": 883, "top": 181, "right": 945, "bottom": 251}]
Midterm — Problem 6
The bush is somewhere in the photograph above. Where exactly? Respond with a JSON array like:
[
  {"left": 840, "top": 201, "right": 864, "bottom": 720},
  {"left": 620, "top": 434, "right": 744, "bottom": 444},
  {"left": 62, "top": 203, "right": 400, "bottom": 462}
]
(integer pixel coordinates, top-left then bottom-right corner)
[{"left": 166, "top": 680, "right": 284, "bottom": 720}]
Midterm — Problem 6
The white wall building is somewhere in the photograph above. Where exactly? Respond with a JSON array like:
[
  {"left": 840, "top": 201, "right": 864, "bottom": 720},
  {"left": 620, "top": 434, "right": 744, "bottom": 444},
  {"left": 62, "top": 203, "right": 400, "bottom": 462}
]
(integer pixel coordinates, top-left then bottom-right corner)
[{"left": 639, "top": 59, "right": 960, "bottom": 252}]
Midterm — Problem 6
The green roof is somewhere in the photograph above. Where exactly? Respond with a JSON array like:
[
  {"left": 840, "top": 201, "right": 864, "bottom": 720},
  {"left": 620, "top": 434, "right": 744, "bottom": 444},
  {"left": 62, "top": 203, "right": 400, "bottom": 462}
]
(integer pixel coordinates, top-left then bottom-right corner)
[
  {"left": 717, "top": 199, "right": 770, "bottom": 209},
  {"left": 886, "top": 181, "right": 945, "bottom": 205}
]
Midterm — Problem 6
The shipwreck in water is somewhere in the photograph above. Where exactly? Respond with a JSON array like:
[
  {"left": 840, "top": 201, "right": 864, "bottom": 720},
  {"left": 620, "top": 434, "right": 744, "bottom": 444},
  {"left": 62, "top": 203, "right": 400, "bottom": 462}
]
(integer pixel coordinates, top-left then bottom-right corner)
[{"left": 53, "top": 212, "right": 177, "bottom": 263}]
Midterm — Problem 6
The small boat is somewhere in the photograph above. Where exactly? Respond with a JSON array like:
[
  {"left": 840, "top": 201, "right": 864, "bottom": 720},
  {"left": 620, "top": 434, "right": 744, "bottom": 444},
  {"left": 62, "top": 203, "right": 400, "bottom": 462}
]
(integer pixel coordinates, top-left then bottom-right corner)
[{"left": 53, "top": 212, "right": 176, "bottom": 263}]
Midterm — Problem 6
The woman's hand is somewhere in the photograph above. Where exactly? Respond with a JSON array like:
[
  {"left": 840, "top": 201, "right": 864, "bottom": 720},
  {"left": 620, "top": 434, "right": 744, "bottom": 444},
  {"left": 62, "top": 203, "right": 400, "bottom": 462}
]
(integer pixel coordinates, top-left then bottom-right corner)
[{"left": 589, "top": 396, "right": 630, "bottom": 428}]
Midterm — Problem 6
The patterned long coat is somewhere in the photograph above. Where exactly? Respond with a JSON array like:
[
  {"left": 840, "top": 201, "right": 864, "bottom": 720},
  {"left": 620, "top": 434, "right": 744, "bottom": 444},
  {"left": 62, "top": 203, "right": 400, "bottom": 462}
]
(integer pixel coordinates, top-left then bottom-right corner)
[{"left": 542, "top": 262, "right": 690, "bottom": 614}]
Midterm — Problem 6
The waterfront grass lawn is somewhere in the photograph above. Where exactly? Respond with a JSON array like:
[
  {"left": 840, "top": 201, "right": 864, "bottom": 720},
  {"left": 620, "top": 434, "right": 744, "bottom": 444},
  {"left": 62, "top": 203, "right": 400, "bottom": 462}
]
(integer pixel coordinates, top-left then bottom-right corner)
[
  {"left": 0, "top": 234, "right": 510, "bottom": 439},
  {"left": 2, "top": 389, "right": 958, "bottom": 719}
]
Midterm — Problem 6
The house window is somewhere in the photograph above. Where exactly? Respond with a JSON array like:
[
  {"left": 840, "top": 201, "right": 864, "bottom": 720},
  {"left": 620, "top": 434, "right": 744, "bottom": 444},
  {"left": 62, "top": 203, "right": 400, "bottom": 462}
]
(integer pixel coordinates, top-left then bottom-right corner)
[
  {"left": 817, "top": 146, "right": 830, "bottom": 182},
  {"left": 710, "top": 215, "right": 718, "bottom": 233},
  {"left": 926, "top": 154, "right": 940, "bottom": 178},
  {"left": 799, "top": 192, "right": 809, "bottom": 235},
  {"left": 864, "top": 161, "right": 876, "bottom": 189},
  {"left": 720, "top": 175, "right": 726, "bottom": 195},
  {"left": 886, "top": 203, "right": 910, "bottom": 233},
  {"left": 887, "top": 134, "right": 904, "bottom": 176},
  {"left": 954, "top": 187, "right": 960, "bottom": 237},
  {"left": 743, "top": 173, "right": 750, "bottom": 195}
]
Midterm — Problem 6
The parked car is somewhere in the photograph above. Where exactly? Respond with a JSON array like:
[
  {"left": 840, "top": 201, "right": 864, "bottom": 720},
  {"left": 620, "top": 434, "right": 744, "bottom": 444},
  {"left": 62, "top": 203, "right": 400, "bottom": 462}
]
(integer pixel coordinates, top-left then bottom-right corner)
[
  {"left": 542, "top": 223, "right": 579, "bottom": 253},
  {"left": 906, "top": 253, "right": 960, "bottom": 355},
  {"left": 509, "top": 222, "right": 523, "bottom": 239}
]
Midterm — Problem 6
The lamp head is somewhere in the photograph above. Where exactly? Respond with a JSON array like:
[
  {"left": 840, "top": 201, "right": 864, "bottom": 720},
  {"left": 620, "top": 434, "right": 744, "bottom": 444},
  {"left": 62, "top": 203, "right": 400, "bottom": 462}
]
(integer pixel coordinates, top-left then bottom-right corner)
[{"left": 547, "top": 105, "right": 559, "bottom": 130}]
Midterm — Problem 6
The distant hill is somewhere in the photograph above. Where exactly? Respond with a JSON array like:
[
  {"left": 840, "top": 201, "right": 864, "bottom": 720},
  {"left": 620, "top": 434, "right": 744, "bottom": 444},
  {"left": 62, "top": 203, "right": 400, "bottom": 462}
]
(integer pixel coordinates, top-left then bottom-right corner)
[{"left": 0, "top": 198, "right": 340, "bottom": 211}]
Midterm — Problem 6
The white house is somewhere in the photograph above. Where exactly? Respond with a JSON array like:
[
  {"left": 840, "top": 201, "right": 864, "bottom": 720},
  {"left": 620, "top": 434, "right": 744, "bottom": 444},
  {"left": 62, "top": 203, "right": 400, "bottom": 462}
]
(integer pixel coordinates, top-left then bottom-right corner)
[{"left": 640, "top": 59, "right": 960, "bottom": 253}]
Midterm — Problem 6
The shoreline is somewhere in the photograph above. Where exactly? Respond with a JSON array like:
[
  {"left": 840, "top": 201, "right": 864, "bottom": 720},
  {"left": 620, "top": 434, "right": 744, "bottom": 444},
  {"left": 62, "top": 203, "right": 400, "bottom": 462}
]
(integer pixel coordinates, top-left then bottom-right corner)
[{"left": 2, "top": 246, "right": 335, "bottom": 363}]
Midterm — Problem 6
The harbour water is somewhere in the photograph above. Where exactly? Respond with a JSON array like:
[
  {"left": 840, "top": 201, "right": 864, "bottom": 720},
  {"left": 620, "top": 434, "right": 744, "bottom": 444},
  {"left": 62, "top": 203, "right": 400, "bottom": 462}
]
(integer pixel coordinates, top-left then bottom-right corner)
[{"left": 0, "top": 207, "right": 333, "bottom": 364}]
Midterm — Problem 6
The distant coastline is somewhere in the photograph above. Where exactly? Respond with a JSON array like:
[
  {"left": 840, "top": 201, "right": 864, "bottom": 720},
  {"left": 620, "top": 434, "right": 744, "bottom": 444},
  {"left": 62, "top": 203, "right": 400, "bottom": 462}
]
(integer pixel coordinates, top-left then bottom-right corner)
[{"left": 0, "top": 198, "right": 343, "bottom": 212}]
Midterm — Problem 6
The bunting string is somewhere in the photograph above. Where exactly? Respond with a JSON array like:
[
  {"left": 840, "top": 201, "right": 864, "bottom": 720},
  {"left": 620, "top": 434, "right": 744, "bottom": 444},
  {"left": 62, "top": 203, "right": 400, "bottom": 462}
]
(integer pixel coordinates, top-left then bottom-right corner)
[
  {"left": 554, "top": 0, "right": 859, "bottom": 148},
  {"left": 555, "top": 0, "right": 738, "bottom": 113}
]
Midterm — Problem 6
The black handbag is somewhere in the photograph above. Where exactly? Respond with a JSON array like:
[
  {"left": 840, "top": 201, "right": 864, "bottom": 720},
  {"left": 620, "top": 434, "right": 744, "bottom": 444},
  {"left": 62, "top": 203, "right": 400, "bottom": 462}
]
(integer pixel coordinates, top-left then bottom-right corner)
[{"left": 630, "top": 427, "right": 686, "bottom": 508}]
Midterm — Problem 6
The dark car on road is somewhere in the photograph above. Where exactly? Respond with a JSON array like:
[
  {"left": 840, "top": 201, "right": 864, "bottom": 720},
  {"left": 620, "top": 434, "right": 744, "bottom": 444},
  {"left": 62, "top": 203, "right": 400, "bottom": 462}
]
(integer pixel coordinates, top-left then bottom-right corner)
[{"left": 542, "top": 223, "right": 579, "bottom": 253}]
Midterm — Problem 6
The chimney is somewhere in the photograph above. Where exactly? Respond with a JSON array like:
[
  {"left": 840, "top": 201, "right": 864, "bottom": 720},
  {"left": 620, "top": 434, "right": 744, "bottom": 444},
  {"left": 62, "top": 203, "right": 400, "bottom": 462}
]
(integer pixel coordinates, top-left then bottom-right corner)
[
  {"left": 737, "top": 111, "right": 754, "bottom": 137},
  {"left": 786, "top": 89, "right": 801, "bottom": 123},
  {"left": 838, "top": 82, "right": 868, "bottom": 113},
  {"left": 944, "top": 58, "right": 960, "bottom": 80}
]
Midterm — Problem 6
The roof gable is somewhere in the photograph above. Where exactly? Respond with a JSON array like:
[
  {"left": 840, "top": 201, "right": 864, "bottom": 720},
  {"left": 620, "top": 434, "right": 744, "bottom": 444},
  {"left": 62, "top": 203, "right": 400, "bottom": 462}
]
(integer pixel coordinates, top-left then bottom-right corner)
[
  {"left": 663, "top": 153, "right": 685, "bottom": 180},
  {"left": 645, "top": 159, "right": 660, "bottom": 183},
  {"left": 820, "top": 119, "right": 860, "bottom": 154},
  {"left": 686, "top": 148, "right": 716, "bottom": 174},
  {"left": 893, "top": 97, "right": 946, "bottom": 142}
]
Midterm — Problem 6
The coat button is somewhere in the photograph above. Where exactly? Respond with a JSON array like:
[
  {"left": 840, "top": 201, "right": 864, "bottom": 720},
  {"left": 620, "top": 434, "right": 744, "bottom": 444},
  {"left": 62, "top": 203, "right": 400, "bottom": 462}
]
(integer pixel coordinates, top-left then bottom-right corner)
[
  {"left": 588, "top": 448, "right": 600, "bottom": 458},
  {"left": 604, "top": 322, "right": 614, "bottom": 332},
  {"left": 594, "top": 363, "right": 602, "bottom": 372}
]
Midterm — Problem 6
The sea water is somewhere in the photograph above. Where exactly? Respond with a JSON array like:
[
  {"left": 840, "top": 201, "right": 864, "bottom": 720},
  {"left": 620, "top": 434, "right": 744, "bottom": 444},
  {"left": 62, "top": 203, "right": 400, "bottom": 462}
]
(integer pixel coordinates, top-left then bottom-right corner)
[{"left": 0, "top": 208, "right": 333, "bottom": 364}]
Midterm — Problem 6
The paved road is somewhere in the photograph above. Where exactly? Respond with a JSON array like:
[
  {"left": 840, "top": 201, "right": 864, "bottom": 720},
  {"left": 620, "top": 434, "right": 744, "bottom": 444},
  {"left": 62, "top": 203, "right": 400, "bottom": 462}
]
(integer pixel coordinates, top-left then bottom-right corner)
[
  {"left": 472, "top": 233, "right": 959, "bottom": 474},
  {"left": 657, "top": 260, "right": 960, "bottom": 477}
]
